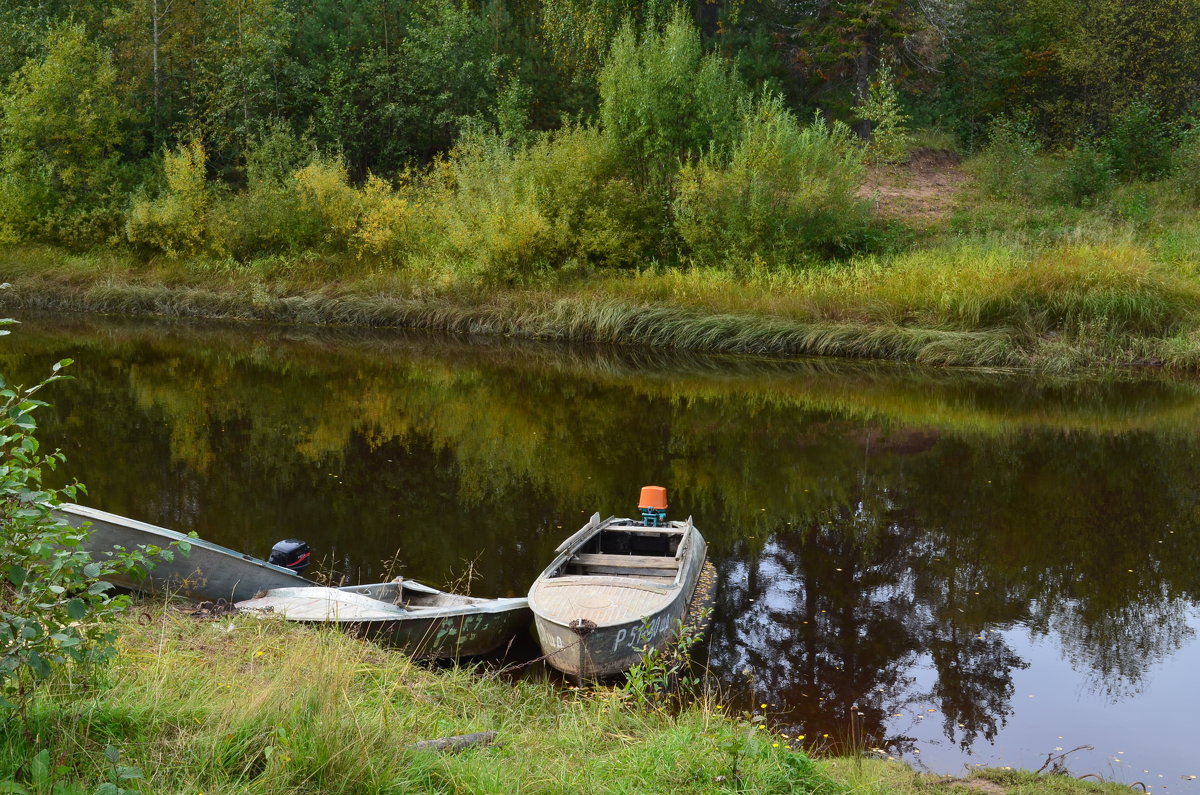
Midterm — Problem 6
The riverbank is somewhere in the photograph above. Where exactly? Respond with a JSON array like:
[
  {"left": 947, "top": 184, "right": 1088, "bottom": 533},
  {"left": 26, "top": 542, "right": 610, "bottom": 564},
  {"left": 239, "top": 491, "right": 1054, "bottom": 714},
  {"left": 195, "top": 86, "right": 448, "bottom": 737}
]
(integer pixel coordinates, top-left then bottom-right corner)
[
  {"left": 0, "top": 605, "right": 1135, "bottom": 794},
  {"left": 4, "top": 231, "right": 1200, "bottom": 372}
]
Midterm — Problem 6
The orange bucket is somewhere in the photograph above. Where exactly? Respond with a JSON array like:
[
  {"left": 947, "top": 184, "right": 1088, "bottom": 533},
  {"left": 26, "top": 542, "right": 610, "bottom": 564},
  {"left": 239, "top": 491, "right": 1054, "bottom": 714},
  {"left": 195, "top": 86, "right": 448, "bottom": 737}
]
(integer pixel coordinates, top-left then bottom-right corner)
[{"left": 638, "top": 486, "right": 668, "bottom": 510}]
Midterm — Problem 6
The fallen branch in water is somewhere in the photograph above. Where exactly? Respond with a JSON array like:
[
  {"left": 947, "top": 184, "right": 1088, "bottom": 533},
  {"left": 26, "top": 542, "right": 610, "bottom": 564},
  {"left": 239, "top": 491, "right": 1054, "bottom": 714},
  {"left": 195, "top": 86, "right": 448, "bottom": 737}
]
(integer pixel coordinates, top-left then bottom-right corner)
[{"left": 1036, "top": 744, "right": 1093, "bottom": 774}]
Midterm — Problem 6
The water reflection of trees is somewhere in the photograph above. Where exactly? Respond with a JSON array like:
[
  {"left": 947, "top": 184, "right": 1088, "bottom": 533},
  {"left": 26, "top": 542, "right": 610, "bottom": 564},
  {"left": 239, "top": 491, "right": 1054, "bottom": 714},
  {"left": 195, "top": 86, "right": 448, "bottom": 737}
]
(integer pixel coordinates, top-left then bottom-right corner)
[
  {"left": 704, "top": 492, "right": 1030, "bottom": 755},
  {"left": 5, "top": 318, "right": 1200, "bottom": 754}
]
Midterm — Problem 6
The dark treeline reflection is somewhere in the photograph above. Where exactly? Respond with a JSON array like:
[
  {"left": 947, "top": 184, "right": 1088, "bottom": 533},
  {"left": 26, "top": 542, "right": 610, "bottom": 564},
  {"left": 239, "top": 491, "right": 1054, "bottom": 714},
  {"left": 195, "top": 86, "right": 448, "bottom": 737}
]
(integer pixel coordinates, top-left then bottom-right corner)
[{"left": 5, "top": 315, "right": 1200, "bottom": 758}]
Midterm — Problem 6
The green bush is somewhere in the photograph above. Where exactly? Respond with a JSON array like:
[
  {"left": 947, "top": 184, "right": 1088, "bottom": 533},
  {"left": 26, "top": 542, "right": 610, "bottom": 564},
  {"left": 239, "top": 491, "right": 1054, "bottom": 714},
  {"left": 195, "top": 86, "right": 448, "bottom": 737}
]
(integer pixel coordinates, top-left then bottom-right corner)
[
  {"left": 292, "top": 155, "right": 363, "bottom": 250},
  {"left": 1103, "top": 99, "right": 1174, "bottom": 180},
  {"left": 352, "top": 173, "right": 425, "bottom": 262},
  {"left": 424, "top": 133, "right": 566, "bottom": 283},
  {"left": 210, "top": 129, "right": 326, "bottom": 259},
  {"left": 214, "top": 150, "right": 362, "bottom": 260},
  {"left": 524, "top": 125, "right": 663, "bottom": 267},
  {"left": 673, "top": 96, "right": 870, "bottom": 269},
  {"left": 598, "top": 10, "right": 745, "bottom": 191},
  {"left": 244, "top": 120, "right": 315, "bottom": 189},
  {"left": 0, "top": 354, "right": 183, "bottom": 715},
  {"left": 1171, "top": 128, "right": 1200, "bottom": 205},
  {"left": 424, "top": 124, "right": 665, "bottom": 281},
  {"left": 978, "top": 115, "right": 1041, "bottom": 198},
  {"left": 1048, "top": 146, "right": 1115, "bottom": 206},
  {"left": 0, "top": 169, "right": 58, "bottom": 245},
  {"left": 0, "top": 24, "right": 130, "bottom": 246},
  {"left": 212, "top": 187, "right": 315, "bottom": 259}
]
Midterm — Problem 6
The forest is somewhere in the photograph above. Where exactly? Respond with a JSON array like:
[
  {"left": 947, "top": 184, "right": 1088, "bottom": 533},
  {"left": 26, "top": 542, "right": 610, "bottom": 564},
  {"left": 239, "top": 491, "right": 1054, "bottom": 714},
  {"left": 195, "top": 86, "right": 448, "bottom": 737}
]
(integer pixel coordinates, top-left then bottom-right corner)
[
  {"left": 3, "top": 0, "right": 1200, "bottom": 369},
  {"left": 0, "top": 0, "right": 1196, "bottom": 262}
]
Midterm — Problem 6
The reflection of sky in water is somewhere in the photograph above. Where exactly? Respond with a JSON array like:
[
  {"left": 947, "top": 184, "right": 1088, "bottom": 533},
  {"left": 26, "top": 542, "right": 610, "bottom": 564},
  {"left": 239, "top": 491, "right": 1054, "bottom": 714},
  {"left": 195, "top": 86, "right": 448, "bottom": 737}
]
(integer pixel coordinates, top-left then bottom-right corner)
[
  {"left": 5, "top": 313, "right": 1200, "bottom": 780},
  {"left": 709, "top": 528, "right": 1200, "bottom": 788},
  {"left": 902, "top": 621, "right": 1200, "bottom": 790}
]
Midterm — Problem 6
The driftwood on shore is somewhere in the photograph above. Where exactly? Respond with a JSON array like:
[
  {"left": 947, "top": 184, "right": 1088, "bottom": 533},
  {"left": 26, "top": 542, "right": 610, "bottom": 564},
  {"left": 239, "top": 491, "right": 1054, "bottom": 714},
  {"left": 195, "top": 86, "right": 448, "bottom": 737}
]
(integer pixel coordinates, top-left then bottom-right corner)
[{"left": 407, "top": 731, "right": 498, "bottom": 753}]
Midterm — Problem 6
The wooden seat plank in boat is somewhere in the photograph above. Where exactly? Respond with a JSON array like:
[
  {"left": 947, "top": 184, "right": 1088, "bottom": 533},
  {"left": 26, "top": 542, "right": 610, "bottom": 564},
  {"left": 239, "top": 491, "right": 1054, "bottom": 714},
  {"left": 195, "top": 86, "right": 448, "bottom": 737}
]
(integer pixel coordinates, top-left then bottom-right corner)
[{"left": 571, "top": 553, "right": 680, "bottom": 570}]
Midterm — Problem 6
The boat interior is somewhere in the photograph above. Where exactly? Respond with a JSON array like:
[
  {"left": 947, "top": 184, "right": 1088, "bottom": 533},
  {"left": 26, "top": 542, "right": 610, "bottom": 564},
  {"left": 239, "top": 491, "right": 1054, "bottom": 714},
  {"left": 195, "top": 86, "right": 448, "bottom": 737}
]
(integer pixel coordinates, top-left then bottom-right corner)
[
  {"left": 340, "top": 581, "right": 481, "bottom": 610},
  {"left": 560, "top": 522, "right": 685, "bottom": 581}
]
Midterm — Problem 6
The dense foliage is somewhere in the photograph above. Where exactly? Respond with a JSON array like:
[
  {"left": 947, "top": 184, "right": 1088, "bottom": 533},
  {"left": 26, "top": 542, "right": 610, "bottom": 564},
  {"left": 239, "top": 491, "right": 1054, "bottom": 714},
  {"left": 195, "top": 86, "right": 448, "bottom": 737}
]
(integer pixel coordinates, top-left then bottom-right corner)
[{"left": 0, "top": 0, "right": 1199, "bottom": 276}]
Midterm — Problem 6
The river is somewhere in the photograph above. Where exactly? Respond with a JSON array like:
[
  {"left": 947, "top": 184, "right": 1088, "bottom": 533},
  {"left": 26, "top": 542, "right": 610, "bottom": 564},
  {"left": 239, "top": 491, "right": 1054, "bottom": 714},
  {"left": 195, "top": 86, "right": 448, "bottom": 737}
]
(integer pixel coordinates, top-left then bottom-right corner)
[{"left": 3, "top": 313, "right": 1198, "bottom": 787}]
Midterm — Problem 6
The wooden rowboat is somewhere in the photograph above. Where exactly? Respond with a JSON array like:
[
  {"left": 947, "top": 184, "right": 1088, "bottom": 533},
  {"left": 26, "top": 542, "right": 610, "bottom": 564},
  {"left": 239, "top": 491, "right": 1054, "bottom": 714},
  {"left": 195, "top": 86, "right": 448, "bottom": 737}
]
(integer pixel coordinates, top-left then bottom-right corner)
[
  {"left": 57, "top": 503, "right": 316, "bottom": 602},
  {"left": 235, "top": 580, "right": 531, "bottom": 659},
  {"left": 529, "top": 512, "right": 707, "bottom": 677}
]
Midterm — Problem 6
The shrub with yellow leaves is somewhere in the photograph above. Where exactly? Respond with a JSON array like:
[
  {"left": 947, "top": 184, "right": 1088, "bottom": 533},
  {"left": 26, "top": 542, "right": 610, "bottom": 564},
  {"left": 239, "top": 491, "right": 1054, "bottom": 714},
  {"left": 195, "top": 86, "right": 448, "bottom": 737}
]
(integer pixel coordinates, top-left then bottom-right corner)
[{"left": 126, "top": 140, "right": 211, "bottom": 257}]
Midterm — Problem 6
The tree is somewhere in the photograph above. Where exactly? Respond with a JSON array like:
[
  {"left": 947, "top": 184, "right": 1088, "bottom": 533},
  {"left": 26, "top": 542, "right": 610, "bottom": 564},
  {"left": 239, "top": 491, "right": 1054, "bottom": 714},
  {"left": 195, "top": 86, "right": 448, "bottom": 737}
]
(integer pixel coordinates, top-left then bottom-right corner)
[
  {"left": 539, "top": 0, "right": 673, "bottom": 87},
  {"left": 0, "top": 24, "right": 131, "bottom": 243},
  {"left": 854, "top": 62, "right": 909, "bottom": 162},
  {"left": 106, "top": 0, "right": 205, "bottom": 147},
  {"left": 931, "top": 0, "right": 1200, "bottom": 143},
  {"left": 380, "top": 0, "right": 507, "bottom": 164},
  {"left": 187, "top": 0, "right": 292, "bottom": 166},
  {"left": 599, "top": 10, "right": 746, "bottom": 190},
  {"left": 779, "top": 0, "right": 922, "bottom": 128}
]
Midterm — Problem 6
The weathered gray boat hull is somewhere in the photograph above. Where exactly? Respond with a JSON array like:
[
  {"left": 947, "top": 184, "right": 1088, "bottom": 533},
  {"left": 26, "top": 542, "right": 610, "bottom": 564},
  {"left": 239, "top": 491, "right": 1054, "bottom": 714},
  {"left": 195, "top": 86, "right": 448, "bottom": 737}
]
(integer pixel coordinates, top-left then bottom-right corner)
[
  {"left": 533, "top": 600, "right": 692, "bottom": 677},
  {"left": 530, "top": 515, "right": 707, "bottom": 677},
  {"left": 238, "top": 581, "right": 532, "bottom": 660},
  {"left": 57, "top": 503, "right": 315, "bottom": 602},
  {"left": 339, "top": 602, "right": 532, "bottom": 659}
]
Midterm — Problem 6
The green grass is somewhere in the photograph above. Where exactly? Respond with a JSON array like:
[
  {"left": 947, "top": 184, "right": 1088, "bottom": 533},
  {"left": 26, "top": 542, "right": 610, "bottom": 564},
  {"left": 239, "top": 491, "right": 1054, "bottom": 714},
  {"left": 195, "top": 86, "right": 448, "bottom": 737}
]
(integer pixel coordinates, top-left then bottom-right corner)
[
  {"left": 823, "top": 758, "right": 1138, "bottom": 794},
  {"left": 0, "top": 606, "right": 1136, "bottom": 795},
  {"left": 2, "top": 605, "right": 827, "bottom": 795}
]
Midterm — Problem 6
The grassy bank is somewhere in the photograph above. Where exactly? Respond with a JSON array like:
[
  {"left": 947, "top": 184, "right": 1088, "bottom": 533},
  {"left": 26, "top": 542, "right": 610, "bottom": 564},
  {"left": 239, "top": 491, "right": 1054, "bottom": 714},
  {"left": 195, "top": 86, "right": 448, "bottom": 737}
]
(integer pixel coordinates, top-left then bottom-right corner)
[
  {"left": 4, "top": 229, "right": 1200, "bottom": 372},
  {"left": 0, "top": 605, "right": 1135, "bottom": 794}
]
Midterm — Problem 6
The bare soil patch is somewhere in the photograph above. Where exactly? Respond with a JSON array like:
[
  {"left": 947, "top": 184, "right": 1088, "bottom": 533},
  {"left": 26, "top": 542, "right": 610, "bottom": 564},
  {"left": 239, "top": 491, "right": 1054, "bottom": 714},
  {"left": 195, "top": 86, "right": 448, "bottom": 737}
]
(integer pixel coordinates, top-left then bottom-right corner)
[{"left": 859, "top": 147, "right": 972, "bottom": 226}]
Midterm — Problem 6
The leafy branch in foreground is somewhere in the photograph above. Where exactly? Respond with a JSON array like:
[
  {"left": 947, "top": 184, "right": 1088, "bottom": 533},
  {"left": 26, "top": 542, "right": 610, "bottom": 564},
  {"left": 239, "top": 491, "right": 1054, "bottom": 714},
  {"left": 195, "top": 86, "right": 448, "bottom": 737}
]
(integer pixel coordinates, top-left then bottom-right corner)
[{"left": 0, "top": 350, "right": 186, "bottom": 717}]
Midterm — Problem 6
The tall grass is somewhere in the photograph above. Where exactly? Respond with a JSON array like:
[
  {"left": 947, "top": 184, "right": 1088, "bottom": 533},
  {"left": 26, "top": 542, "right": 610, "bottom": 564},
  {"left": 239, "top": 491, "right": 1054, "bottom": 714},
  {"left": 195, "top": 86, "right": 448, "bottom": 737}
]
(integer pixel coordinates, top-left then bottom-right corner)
[
  {"left": 4, "top": 232, "right": 1200, "bottom": 371},
  {"left": 0, "top": 606, "right": 831, "bottom": 794}
]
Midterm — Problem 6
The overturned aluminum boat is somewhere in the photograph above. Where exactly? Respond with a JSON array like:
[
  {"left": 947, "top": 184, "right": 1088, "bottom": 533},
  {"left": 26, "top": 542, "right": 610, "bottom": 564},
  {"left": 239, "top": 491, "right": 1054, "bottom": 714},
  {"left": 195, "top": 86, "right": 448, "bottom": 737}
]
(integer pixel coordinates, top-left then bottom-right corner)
[
  {"left": 236, "top": 580, "right": 531, "bottom": 659},
  {"left": 529, "top": 500, "right": 707, "bottom": 677},
  {"left": 57, "top": 503, "right": 315, "bottom": 602}
]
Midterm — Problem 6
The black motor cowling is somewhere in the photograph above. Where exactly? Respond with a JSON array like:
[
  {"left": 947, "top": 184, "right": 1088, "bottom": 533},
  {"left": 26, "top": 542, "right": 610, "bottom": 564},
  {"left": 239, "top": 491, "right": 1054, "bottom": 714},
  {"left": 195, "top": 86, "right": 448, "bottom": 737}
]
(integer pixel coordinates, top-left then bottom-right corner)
[{"left": 269, "top": 539, "right": 311, "bottom": 573}]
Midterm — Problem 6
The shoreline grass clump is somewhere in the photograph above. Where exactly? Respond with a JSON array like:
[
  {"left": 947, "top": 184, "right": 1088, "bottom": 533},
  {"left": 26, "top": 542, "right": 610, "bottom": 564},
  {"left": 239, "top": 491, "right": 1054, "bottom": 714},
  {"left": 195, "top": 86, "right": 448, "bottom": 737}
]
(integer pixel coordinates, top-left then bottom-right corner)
[{"left": 6, "top": 230, "right": 1200, "bottom": 372}]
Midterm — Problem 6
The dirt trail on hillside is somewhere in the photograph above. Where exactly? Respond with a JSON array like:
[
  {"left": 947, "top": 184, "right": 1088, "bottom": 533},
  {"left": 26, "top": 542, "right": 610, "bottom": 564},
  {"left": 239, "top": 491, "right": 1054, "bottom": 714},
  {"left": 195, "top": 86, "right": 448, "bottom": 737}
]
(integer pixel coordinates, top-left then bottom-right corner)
[{"left": 858, "top": 148, "right": 971, "bottom": 226}]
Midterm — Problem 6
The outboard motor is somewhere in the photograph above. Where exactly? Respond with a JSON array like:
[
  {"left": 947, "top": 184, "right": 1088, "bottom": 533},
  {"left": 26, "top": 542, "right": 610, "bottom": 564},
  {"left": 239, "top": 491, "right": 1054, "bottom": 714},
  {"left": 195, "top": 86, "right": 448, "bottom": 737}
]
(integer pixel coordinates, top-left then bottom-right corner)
[
  {"left": 639, "top": 485, "right": 668, "bottom": 527},
  {"left": 268, "top": 539, "right": 311, "bottom": 573}
]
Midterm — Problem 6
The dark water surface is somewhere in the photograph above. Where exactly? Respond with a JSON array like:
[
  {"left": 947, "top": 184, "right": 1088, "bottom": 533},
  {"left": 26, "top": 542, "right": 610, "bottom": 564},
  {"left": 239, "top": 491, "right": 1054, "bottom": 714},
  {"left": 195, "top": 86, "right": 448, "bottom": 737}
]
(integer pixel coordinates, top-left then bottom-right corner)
[{"left": 4, "top": 314, "right": 1200, "bottom": 787}]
